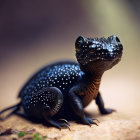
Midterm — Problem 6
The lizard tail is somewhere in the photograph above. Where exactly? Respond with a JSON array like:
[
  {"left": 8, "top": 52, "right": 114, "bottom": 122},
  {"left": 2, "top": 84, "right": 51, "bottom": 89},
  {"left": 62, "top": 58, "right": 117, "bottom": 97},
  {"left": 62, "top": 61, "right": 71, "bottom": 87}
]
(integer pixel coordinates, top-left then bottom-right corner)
[{"left": 0, "top": 102, "right": 21, "bottom": 120}]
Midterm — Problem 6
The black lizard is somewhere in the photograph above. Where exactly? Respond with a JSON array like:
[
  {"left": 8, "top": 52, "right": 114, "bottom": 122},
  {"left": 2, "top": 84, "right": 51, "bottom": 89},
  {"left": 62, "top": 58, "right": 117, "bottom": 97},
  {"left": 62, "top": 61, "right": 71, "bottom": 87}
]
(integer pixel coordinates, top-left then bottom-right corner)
[{"left": 0, "top": 35, "right": 123, "bottom": 129}]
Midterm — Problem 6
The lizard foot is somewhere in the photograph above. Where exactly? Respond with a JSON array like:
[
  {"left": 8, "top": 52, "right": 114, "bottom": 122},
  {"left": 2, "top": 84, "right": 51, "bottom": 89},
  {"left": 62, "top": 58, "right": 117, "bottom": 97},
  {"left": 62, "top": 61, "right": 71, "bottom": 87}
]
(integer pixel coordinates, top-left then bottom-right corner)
[
  {"left": 47, "top": 119, "right": 70, "bottom": 130},
  {"left": 81, "top": 115, "right": 98, "bottom": 126}
]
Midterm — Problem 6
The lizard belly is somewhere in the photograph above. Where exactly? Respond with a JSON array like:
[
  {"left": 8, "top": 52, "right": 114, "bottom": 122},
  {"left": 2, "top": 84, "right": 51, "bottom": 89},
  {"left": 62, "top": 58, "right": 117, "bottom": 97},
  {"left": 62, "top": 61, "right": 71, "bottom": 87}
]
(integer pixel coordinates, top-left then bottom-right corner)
[
  {"left": 79, "top": 81, "right": 100, "bottom": 107},
  {"left": 82, "top": 88, "right": 99, "bottom": 107}
]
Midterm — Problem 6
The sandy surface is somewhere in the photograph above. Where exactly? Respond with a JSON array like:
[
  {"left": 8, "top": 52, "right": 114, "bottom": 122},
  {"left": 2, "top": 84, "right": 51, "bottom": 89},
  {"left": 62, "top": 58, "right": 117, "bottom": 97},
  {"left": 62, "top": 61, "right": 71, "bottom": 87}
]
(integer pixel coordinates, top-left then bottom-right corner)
[{"left": 0, "top": 103, "right": 140, "bottom": 140}]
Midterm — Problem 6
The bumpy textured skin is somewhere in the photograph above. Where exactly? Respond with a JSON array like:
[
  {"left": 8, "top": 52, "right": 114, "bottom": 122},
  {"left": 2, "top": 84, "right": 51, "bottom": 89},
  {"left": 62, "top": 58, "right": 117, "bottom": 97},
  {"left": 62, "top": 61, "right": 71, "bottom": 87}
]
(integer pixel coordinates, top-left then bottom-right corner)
[
  {"left": 19, "top": 61, "right": 83, "bottom": 119},
  {"left": 0, "top": 35, "right": 123, "bottom": 129}
]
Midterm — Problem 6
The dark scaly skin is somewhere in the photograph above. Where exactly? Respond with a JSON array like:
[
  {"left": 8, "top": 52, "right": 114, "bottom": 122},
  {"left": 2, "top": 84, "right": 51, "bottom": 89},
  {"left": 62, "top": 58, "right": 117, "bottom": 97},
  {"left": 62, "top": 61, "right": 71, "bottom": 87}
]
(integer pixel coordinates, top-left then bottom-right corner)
[{"left": 0, "top": 35, "right": 123, "bottom": 129}]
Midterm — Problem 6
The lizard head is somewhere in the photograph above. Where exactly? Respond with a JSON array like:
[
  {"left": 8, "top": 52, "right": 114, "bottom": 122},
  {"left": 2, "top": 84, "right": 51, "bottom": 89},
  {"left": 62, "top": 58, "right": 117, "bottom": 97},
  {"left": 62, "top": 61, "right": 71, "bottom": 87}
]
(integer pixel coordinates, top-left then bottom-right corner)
[{"left": 75, "top": 35, "right": 123, "bottom": 75}]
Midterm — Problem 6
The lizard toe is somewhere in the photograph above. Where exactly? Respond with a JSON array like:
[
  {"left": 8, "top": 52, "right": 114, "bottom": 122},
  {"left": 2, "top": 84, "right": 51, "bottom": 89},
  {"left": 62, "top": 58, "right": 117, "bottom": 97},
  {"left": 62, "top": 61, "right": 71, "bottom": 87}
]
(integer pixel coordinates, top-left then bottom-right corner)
[
  {"left": 81, "top": 115, "right": 98, "bottom": 126},
  {"left": 58, "top": 118, "right": 70, "bottom": 126}
]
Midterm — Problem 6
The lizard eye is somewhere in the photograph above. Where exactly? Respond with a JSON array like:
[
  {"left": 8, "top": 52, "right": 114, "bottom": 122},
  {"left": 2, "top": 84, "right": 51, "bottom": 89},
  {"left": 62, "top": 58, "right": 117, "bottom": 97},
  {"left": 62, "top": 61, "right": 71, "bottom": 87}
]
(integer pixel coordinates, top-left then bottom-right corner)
[{"left": 75, "top": 36, "right": 85, "bottom": 50}]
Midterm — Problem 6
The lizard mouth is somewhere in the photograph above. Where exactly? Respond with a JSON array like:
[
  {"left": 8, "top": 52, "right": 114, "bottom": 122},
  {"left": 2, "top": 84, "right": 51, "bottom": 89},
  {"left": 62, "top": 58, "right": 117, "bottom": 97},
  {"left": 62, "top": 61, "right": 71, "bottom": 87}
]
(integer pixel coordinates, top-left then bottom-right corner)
[{"left": 75, "top": 35, "right": 123, "bottom": 65}]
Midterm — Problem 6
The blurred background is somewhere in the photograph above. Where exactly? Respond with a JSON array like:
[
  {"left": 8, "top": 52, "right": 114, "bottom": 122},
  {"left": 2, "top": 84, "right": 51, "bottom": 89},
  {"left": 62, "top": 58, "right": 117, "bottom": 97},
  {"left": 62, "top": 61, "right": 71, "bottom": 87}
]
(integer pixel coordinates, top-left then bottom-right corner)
[{"left": 0, "top": 0, "right": 140, "bottom": 118}]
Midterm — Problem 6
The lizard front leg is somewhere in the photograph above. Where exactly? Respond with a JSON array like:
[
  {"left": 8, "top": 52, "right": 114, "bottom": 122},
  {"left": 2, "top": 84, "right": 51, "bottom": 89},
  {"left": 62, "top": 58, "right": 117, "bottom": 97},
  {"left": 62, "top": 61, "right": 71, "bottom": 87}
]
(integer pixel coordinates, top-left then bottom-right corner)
[
  {"left": 68, "top": 86, "right": 98, "bottom": 126},
  {"left": 96, "top": 92, "right": 116, "bottom": 114}
]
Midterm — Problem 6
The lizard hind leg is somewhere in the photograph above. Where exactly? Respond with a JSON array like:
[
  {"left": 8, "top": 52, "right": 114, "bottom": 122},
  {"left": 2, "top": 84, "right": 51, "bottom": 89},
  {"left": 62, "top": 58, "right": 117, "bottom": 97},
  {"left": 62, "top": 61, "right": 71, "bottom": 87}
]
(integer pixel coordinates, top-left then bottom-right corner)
[
  {"left": 42, "top": 87, "right": 70, "bottom": 129},
  {"left": 42, "top": 87, "right": 64, "bottom": 117},
  {"left": 22, "top": 87, "right": 63, "bottom": 119},
  {"left": 22, "top": 87, "right": 69, "bottom": 129}
]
